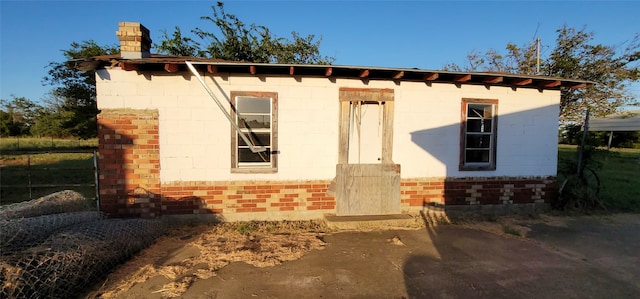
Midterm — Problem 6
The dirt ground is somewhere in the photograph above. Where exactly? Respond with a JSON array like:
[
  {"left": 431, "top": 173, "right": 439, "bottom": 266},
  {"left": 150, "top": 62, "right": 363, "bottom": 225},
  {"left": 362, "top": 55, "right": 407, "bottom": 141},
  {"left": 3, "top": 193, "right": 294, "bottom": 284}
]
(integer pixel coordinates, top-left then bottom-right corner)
[{"left": 87, "top": 213, "right": 640, "bottom": 298}]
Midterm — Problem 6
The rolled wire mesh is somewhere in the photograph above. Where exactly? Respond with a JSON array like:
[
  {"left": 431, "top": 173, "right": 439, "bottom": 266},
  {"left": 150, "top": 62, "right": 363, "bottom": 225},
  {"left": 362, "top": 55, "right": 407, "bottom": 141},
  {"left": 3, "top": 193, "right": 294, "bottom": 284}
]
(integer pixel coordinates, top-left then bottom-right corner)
[
  {"left": 0, "top": 190, "right": 93, "bottom": 220},
  {"left": 1, "top": 218, "right": 168, "bottom": 299},
  {"left": 1, "top": 211, "right": 104, "bottom": 255}
]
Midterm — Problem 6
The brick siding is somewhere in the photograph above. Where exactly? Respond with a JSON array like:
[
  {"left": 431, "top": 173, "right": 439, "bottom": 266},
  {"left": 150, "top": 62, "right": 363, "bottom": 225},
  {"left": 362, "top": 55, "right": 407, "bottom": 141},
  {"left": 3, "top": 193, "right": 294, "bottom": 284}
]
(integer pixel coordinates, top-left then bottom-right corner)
[
  {"left": 97, "top": 109, "right": 160, "bottom": 218},
  {"left": 161, "top": 181, "right": 335, "bottom": 215},
  {"left": 401, "top": 177, "right": 555, "bottom": 208}
]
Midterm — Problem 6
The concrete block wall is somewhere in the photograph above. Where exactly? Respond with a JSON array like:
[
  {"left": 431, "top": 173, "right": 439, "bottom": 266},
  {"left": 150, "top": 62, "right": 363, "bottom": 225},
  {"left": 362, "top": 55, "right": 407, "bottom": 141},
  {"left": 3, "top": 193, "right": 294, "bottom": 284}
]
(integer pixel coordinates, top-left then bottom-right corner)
[
  {"left": 96, "top": 69, "right": 561, "bottom": 182},
  {"left": 94, "top": 68, "right": 561, "bottom": 218}
]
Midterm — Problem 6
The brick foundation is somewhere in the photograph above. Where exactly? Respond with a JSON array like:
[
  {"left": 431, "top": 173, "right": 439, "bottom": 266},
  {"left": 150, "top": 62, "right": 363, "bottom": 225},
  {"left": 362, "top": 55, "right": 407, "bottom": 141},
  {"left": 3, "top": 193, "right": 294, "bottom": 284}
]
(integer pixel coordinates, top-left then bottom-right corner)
[
  {"left": 160, "top": 181, "right": 335, "bottom": 216},
  {"left": 401, "top": 177, "right": 556, "bottom": 208}
]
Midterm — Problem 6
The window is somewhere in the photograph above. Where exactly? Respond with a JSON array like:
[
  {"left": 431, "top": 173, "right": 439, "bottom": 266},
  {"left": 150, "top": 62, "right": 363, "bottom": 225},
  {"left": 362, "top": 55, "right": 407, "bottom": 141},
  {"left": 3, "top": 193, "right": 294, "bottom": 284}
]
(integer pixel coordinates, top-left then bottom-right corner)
[
  {"left": 230, "top": 91, "right": 277, "bottom": 172},
  {"left": 460, "top": 99, "right": 498, "bottom": 171}
]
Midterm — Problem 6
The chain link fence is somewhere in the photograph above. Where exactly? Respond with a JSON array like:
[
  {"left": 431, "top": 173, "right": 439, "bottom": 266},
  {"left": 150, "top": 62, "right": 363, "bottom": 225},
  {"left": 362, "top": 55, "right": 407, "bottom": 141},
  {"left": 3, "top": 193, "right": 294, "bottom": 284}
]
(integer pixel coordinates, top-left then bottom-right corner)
[{"left": 0, "top": 191, "right": 168, "bottom": 298}]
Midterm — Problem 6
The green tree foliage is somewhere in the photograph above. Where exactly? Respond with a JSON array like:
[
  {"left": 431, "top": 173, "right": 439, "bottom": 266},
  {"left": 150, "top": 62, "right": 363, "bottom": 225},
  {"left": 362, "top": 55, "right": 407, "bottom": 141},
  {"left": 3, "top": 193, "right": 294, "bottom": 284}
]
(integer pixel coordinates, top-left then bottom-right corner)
[
  {"left": 43, "top": 40, "right": 119, "bottom": 139},
  {"left": 0, "top": 96, "right": 41, "bottom": 136},
  {"left": 157, "top": 2, "right": 334, "bottom": 64},
  {"left": 156, "top": 26, "right": 205, "bottom": 57},
  {"left": 444, "top": 25, "right": 640, "bottom": 123}
]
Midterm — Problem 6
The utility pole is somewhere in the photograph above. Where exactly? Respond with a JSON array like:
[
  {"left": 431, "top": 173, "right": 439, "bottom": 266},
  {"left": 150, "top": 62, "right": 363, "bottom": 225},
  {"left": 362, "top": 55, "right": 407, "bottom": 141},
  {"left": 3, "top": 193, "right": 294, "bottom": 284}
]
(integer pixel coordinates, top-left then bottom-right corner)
[{"left": 536, "top": 38, "right": 541, "bottom": 75}]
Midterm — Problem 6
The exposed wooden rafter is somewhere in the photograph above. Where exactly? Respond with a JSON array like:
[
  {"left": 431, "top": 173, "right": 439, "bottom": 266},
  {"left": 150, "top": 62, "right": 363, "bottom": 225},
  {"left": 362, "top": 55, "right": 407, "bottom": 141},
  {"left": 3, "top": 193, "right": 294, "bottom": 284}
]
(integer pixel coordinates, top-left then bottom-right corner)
[
  {"left": 568, "top": 83, "right": 587, "bottom": 89},
  {"left": 483, "top": 76, "right": 503, "bottom": 84},
  {"left": 423, "top": 73, "right": 439, "bottom": 81},
  {"left": 120, "top": 62, "right": 138, "bottom": 71},
  {"left": 538, "top": 80, "right": 561, "bottom": 88},
  {"left": 512, "top": 78, "right": 533, "bottom": 86},
  {"left": 454, "top": 74, "right": 471, "bottom": 82},
  {"left": 164, "top": 63, "right": 180, "bottom": 73},
  {"left": 98, "top": 58, "right": 591, "bottom": 90},
  {"left": 325, "top": 67, "right": 333, "bottom": 77}
]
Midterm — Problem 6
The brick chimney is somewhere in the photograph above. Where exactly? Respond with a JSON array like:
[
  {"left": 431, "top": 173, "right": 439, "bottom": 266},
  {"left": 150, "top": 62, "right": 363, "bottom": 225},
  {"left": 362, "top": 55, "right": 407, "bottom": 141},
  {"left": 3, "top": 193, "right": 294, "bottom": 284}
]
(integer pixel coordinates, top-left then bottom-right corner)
[{"left": 116, "top": 22, "right": 151, "bottom": 59}]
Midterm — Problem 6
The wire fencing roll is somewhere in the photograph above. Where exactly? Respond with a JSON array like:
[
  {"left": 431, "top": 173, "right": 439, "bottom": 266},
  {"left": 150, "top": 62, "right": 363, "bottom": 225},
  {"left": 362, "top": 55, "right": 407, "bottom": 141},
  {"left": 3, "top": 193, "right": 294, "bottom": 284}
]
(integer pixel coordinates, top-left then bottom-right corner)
[
  {"left": 0, "top": 190, "right": 93, "bottom": 220},
  {"left": 1, "top": 211, "right": 104, "bottom": 254},
  {"left": 1, "top": 218, "right": 168, "bottom": 299},
  {"left": 0, "top": 190, "right": 169, "bottom": 299}
]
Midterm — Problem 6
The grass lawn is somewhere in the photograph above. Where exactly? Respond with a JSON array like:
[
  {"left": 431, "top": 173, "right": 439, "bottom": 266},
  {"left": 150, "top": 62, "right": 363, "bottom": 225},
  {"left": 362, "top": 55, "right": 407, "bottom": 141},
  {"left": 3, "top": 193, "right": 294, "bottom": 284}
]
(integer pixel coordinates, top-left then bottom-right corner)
[
  {"left": 558, "top": 145, "right": 640, "bottom": 212},
  {"left": 0, "top": 152, "right": 97, "bottom": 205},
  {"left": 0, "top": 137, "right": 97, "bottom": 153}
]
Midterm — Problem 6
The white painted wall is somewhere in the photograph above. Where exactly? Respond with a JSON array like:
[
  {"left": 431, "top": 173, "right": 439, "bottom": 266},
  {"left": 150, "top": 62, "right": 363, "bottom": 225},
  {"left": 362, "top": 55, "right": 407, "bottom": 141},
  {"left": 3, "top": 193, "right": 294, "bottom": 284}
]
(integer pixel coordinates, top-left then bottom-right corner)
[{"left": 96, "top": 68, "right": 560, "bottom": 183}]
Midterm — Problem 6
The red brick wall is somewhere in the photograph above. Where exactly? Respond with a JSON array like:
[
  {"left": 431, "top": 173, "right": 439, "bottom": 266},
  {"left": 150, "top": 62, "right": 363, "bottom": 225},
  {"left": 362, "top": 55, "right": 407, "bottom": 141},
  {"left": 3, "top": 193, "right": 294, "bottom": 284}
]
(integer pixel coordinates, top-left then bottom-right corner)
[
  {"left": 97, "top": 109, "right": 160, "bottom": 218},
  {"left": 160, "top": 181, "right": 335, "bottom": 215},
  {"left": 401, "top": 177, "right": 555, "bottom": 208}
]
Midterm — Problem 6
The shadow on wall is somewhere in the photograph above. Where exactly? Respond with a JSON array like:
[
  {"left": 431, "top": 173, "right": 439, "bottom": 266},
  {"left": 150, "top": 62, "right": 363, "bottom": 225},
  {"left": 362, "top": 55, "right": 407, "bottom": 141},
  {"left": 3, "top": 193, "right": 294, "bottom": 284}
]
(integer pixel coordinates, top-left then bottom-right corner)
[
  {"left": 97, "top": 109, "right": 216, "bottom": 218},
  {"left": 407, "top": 102, "right": 560, "bottom": 210}
]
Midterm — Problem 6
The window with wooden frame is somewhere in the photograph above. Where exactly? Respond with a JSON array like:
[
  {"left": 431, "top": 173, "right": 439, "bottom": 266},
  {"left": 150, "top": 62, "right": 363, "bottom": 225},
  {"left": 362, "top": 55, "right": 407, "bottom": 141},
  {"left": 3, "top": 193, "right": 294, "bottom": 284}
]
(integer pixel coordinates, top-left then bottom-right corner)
[
  {"left": 460, "top": 99, "right": 498, "bottom": 171},
  {"left": 230, "top": 91, "right": 277, "bottom": 173}
]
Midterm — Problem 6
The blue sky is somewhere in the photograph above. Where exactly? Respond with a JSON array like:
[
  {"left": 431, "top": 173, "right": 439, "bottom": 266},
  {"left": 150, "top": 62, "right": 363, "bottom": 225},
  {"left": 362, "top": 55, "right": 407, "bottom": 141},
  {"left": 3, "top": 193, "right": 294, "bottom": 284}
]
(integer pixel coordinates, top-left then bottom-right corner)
[{"left": 1, "top": 0, "right": 639, "bottom": 104}]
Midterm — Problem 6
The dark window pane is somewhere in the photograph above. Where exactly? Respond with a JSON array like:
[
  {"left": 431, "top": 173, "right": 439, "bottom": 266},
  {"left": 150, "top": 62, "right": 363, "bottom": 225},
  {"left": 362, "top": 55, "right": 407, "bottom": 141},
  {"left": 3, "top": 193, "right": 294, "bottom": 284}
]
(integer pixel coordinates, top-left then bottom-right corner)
[
  {"left": 238, "top": 148, "right": 271, "bottom": 163},
  {"left": 466, "top": 150, "right": 490, "bottom": 163},
  {"left": 238, "top": 133, "right": 270, "bottom": 146},
  {"left": 468, "top": 104, "right": 492, "bottom": 118},
  {"left": 237, "top": 97, "right": 270, "bottom": 113},
  {"left": 466, "top": 134, "right": 491, "bottom": 149},
  {"left": 239, "top": 115, "right": 270, "bottom": 129},
  {"left": 467, "top": 119, "right": 492, "bottom": 133}
]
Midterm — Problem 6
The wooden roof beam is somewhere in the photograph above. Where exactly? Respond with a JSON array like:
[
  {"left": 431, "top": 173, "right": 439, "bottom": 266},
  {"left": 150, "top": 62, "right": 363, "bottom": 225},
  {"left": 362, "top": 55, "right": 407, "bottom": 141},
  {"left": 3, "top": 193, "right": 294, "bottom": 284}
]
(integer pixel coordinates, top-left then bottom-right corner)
[
  {"left": 539, "top": 80, "right": 561, "bottom": 88},
  {"left": 164, "top": 63, "right": 180, "bottom": 73},
  {"left": 249, "top": 65, "right": 256, "bottom": 75},
  {"left": 289, "top": 66, "right": 295, "bottom": 75},
  {"left": 207, "top": 65, "right": 217, "bottom": 74},
  {"left": 454, "top": 74, "right": 471, "bottom": 82},
  {"left": 567, "top": 82, "right": 587, "bottom": 89},
  {"left": 120, "top": 62, "right": 138, "bottom": 71},
  {"left": 359, "top": 69, "right": 370, "bottom": 78},
  {"left": 393, "top": 71, "right": 404, "bottom": 79},
  {"left": 512, "top": 78, "right": 533, "bottom": 86},
  {"left": 325, "top": 67, "right": 333, "bottom": 77},
  {"left": 423, "top": 72, "right": 439, "bottom": 81},
  {"left": 483, "top": 76, "right": 503, "bottom": 84}
]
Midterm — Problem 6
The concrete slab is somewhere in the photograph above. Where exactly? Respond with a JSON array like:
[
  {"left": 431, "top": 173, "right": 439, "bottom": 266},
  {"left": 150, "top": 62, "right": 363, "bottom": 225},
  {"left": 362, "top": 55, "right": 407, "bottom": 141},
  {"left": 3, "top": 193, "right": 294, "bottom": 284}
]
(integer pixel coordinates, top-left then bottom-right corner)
[
  {"left": 109, "top": 214, "right": 640, "bottom": 298},
  {"left": 324, "top": 213, "right": 422, "bottom": 230}
]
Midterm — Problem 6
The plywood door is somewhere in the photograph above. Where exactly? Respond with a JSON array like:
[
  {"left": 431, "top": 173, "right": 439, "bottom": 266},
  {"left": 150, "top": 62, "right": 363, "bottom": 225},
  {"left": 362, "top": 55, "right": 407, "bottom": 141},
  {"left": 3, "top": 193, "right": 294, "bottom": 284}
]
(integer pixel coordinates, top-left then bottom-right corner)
[{"left": 348, "top": 103, "right": 383, "bottom": 164}]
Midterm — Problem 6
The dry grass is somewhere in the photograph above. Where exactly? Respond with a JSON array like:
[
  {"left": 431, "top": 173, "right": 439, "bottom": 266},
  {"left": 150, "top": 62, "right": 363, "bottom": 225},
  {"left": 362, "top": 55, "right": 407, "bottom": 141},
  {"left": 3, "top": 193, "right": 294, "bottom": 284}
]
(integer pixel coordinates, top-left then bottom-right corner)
[{"left": 89, "top": 220, "right": 328, "bottom": 298}]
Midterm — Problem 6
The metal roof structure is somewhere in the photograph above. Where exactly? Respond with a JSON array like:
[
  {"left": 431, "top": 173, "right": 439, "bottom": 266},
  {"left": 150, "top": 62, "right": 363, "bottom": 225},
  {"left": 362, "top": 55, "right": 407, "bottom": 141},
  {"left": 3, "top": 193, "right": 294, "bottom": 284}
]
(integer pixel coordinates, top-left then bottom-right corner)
[
  {"left": 68, "top": 54, "right": 594, "bottom": 91},
  {"left": 589, "top": 110, "right": 640, "bottom": 131}
]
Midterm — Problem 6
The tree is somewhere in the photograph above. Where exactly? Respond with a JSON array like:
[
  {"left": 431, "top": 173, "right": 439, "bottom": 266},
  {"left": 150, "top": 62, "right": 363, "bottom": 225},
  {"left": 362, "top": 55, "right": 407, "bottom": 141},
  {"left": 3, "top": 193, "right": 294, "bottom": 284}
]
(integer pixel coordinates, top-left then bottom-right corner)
[
  {"left": 157, "top": 2, "right": 334, "bottom": 64},
  {"left": 43, "top": 40, "right": 119, "bottom": 139},
  {"left": 444, "top": 25, "right": 640, "bottom": 123},
  {"left": 156, "top": 26, "right": 204, "bottom": 57},
  {"left": 0, "top": 96, "right": 41, "bottom": 136}
]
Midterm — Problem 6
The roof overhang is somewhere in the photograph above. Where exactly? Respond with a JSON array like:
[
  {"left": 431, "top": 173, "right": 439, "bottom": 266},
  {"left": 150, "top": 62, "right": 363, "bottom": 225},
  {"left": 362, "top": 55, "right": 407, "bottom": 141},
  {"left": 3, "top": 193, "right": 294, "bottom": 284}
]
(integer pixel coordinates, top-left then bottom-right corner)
[{"left": 67, "top": 54, "right": 593, "bottom": 90}]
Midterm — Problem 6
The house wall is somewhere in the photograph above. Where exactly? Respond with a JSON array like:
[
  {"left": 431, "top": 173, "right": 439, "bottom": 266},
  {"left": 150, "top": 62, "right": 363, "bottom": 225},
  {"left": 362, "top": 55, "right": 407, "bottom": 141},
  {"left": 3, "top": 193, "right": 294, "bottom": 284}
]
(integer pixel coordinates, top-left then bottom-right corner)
[{"left": 95, "top": 68, "right": 559, "bottom": 218}]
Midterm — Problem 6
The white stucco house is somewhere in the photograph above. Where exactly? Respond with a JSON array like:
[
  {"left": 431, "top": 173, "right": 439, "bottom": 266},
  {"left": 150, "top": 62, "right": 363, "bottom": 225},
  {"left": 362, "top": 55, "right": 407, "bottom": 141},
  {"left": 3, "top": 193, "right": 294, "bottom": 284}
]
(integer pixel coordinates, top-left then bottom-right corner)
[{"left": 71, "top": 22, "right": 591, "bottom": 220}]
